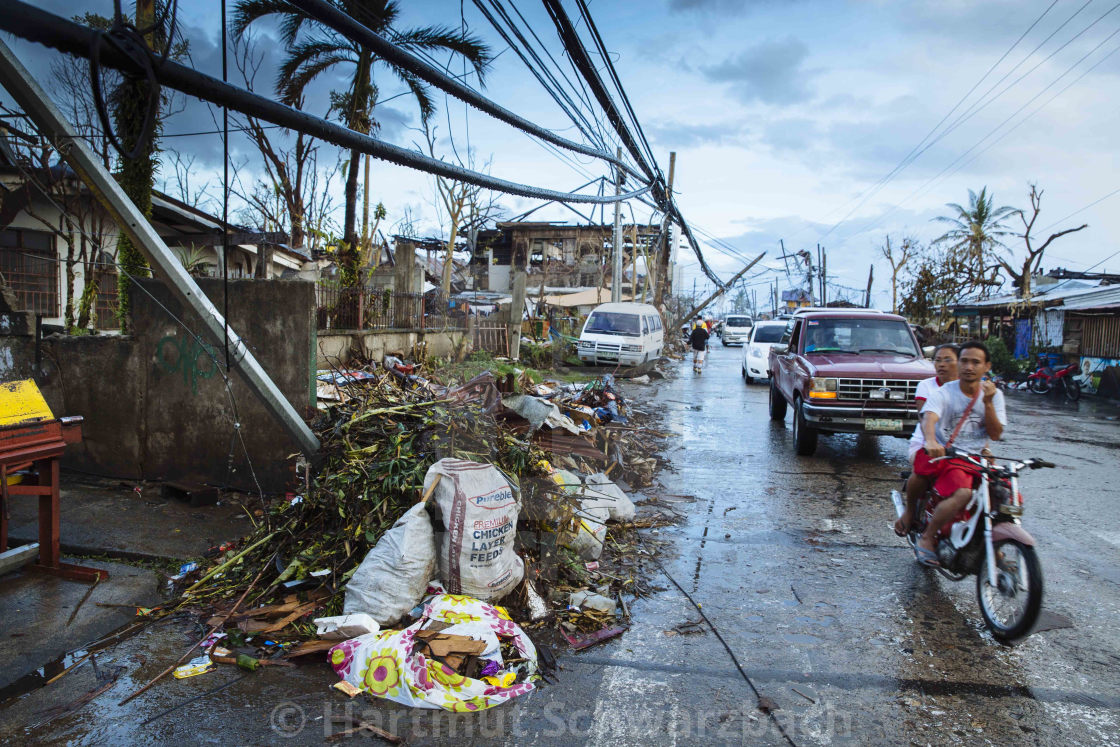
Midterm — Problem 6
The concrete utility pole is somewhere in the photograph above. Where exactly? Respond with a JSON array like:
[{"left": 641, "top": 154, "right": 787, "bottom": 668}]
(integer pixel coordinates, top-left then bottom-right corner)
[
  {"left": 654, "top": 151, "right": 676, "bottom": 310},
  {"left": 0, "top": 39, "right": 321, "bottom": 457},
  {"left": 677, "top": 253, "right": 765, "bottom": 327},
  {"left": 611, "top": 147, "right": 623, "bottom": 303}
]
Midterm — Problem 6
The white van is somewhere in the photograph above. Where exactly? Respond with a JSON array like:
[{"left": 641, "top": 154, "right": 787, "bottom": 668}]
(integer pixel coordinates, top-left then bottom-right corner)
[
  {"left": 720, "top": 314, "right": 754, "bottom": 346},
  {"left": 577, "top": 302, "right": 665, "bottom": 366}
]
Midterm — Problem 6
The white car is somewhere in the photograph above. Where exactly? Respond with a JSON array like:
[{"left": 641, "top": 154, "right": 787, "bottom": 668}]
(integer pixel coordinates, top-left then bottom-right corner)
[{"left": 741, "top": 320, "right": 787, "bottom": 384}]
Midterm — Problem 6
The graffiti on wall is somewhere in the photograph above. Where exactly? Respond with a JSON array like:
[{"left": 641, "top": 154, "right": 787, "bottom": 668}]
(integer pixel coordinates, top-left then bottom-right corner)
[{"left": 156, "top": 333, "right": 219, "bottom": 395}]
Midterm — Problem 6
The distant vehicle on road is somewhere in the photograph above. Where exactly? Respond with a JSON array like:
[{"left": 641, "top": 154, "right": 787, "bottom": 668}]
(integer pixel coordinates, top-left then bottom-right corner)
[
  {"left": 577, "top": 302, "right": 665, "bottom": 366},
  {"left": 741, "top": 320, "right": 786, "bottom": 383},
  {"left": 720, "top": 314, "right": 754, "bottom": 346},
  {"left": 767, "top": 310, "right": 934, "bottom": 456}
]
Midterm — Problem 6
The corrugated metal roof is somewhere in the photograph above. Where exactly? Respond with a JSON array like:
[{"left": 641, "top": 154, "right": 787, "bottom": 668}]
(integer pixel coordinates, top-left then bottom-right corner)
[
  {"left": 1061, "top": 287, "right": 1120, "bottom": 310},
  {"left": 956, "top": 281, "right": 1109, "bottom": 309}
]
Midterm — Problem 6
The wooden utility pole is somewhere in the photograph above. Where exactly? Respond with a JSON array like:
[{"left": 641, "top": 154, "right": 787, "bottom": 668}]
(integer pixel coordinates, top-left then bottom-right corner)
[{"left": 864, "top": 264, "right": 874, "bottom": 308}]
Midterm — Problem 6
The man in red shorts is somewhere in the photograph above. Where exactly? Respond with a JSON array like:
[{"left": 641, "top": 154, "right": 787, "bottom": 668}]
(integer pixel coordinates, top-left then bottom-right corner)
[{"left": 911, "top": 341, "right": 1006, "bottom": 567}]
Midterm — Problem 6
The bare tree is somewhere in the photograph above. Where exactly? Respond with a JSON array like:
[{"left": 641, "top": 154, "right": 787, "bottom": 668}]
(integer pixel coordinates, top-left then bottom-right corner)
[
  {"left": 166, "top": 151, "right": 216, "bottom": 212},
  {"left": 998, "top": 184, "right": 1087, "bottom": 299},
  {"left": 880, "top": 235, "right": 917, "bottom": 314}
]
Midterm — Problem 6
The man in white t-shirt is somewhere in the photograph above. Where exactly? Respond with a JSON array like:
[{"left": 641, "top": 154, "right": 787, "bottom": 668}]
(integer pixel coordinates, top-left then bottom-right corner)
[
  {"left": 894, "top": 343, "right": 959, "bottom": 537},
  {"left": 911, "top": 341, "right": 1007, "bottom": 567}
]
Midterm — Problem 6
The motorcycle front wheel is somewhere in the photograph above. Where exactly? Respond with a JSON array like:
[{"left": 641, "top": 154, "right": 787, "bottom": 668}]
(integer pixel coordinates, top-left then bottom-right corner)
[
  {"left": 977, "top": 539, "right": 1043, "bottom": 642},
  {"left": 1063, "top": 378, "right": 1081, "bottom": 402}
]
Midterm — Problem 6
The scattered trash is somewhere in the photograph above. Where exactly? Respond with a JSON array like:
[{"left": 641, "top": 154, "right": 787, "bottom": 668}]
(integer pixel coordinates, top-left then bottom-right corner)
[
  {"left": 559, "top": 625, "right": 627, "bottom": 651},
  {"left": 569, "top": 590, "right": 617, "bottom": 615},
  {"left": 172, "top": 656, "right": 215, "bottom": 680},
  {"left": 664, "top": 619, "right": 706, "bottom": 637},
  {"left": 314, "top": 614, "right": 381, "bottom": 640},
  {"left": 525, "top": 583, "right": 549, "bottom": 621},
  {"left": 332, "top": 681, "right": 363, "bottom": 698}
]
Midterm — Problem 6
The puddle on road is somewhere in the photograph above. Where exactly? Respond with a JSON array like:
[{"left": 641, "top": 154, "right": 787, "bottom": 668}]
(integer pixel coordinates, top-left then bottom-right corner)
[{"left": 0, "top": 617, "right": 149, "bottom": 708}]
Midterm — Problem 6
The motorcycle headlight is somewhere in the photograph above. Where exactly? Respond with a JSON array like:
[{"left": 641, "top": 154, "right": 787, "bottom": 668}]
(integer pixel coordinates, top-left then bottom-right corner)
[{"left": 809, "top": 377, "right": 838, "bottom": 399}]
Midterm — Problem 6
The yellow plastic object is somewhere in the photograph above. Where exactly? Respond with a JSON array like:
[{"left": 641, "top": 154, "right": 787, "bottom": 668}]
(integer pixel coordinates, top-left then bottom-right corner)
[{"left": 0, "top": 380, "right": 54, "bottom": 427}]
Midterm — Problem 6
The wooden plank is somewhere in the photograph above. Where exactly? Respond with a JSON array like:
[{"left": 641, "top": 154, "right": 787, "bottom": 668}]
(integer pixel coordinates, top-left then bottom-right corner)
[{"left": 0, "top": 542, "right": 39, "bottom": 575}]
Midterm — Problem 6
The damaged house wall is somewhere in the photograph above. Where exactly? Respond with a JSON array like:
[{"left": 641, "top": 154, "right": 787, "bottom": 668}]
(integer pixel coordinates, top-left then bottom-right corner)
[{"left": 0, "top": 277, "right": 315, "bottom": 492}]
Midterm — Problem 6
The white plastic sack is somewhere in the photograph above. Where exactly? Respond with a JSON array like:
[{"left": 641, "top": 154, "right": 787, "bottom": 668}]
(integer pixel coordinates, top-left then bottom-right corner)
[
  {"left": 314, "top": 613, "right": 380, "bottom": 640},
  {"left": 565, "top": 502, "right": 609, "bottom": 561},
  {"left": 329, "top": 594, "right": 538, "bottom": 712},
  {"left": 425, "top": 459, "right": 524, "bottom": 601},
  {"left": 582, "top": 473, "right": 636, "bottom": 522},
  {"left": 344, "top": 502, "right": 436, "bottom": 625}
]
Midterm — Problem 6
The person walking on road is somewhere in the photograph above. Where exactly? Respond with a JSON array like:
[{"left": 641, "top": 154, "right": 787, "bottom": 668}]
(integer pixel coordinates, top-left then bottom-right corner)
[{"left": 689, "top": 321, "right": 710, "bottom": 374}]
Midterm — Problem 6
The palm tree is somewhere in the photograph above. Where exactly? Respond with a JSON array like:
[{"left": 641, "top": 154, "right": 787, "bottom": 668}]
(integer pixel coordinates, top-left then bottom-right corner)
[
  {"left": 932, "top": 187, "right": 1018, "bottom": 298},
  {"left": 232, "top": 0, "right": 490, "bottom": 286}
]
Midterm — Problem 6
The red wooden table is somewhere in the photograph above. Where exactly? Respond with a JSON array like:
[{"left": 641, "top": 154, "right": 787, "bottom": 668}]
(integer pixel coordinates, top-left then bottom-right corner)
[{"left": 0, "top": 415, "right": 108, "bottom": 582}]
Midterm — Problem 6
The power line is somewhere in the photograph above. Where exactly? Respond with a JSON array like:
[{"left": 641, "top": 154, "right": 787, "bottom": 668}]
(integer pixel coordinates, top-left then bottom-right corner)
[
  {"left": 0, "top": 2, "right": 650, "bottom": 205},
  {"left": 283, "top": 0, "right": 635, "bottom": 177},
  {"left": 815, "top": 0, "right": 1062, "bottom": 241},
  {"left": 851, "top": 27, "right": 1120, "bottom": 240}
]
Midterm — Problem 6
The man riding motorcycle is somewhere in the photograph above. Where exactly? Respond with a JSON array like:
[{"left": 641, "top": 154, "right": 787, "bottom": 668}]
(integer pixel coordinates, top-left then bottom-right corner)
[
  {"left": 907, "top": 341, "right": 1007, "bottom": 567},
  {"left": 894, "top": 343, "right": 959, "bottom": 537}
]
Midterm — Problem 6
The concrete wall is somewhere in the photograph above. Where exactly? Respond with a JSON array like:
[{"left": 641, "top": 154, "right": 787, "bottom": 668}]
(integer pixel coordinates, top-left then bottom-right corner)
[
  {"left": 316, "top": 329, "right": 470, "bottom": 368},
  {"left": 0, "top": 278, "right": 315, "bottom": 493}
]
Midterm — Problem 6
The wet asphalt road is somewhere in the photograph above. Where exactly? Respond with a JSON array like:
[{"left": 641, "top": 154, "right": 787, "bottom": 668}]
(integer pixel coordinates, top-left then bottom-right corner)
[{"left": 3, "top": 345, "right": 1119, "bottom": 745}]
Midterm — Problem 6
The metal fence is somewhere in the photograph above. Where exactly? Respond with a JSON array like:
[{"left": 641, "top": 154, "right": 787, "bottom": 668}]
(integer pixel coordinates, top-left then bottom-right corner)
[{"left": 316, "top": 284, "right": 467, "bottom": 332}]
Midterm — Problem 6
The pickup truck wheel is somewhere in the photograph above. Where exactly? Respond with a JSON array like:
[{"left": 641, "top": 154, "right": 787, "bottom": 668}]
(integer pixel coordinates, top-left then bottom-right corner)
[
  {"left": 769, "top": 380, "right": 787, "bottom": 420},
  {"left": 793, "top": 397, "right": 819, "bottom": 456}
]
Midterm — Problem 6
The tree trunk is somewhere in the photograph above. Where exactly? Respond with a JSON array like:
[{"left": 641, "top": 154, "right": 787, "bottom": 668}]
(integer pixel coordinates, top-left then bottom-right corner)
[
  {"left": 340, "top": 148, "right": 361, "bottom": 286},
  {"left": 441, "top": 222, "right": 458, "bottom": 296},
  {"left": 63, "top": 225, "right": 76, "bottom": 330}
]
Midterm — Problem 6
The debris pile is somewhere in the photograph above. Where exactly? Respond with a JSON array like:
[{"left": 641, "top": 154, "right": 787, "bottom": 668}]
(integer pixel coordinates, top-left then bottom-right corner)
[{"left": 147, "top": 354, "right": 675, "bottom": 710}]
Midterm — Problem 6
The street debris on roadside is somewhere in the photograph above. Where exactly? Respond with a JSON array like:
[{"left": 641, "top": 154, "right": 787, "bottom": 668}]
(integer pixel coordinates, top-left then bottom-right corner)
[{"left": 116, "top": 352, "right": 678, "bottom": 711}]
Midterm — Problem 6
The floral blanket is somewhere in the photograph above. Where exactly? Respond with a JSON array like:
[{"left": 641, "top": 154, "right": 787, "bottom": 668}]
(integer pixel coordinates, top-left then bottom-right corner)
[{"left": 329, "top": 594, "right": 538, "bottom": 711}]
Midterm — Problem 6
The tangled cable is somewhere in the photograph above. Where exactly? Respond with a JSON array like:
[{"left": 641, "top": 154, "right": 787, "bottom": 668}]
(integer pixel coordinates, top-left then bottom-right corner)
[{"left": 88, "top": 0, "right": 179, "bottom": 161}]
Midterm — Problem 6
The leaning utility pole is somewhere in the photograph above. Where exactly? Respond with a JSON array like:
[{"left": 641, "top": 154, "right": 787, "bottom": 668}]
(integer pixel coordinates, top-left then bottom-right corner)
[
  {"left": 864, "top": 264, "right": 874, "bottom": 308},
  {"left": 0, "top": 39, "right": 320, "bottom": 457},
  {"left": 677, "top": 253, "right": 765, "bottom": 327},
  {"left": 611, "top": 147, "right": 623, "bottom": 303}
]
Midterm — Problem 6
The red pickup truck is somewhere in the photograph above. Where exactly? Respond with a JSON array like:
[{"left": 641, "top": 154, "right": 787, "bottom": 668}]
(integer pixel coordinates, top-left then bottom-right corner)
[{"left": 767, "top": 310, "right": 934, "bottom": 456}]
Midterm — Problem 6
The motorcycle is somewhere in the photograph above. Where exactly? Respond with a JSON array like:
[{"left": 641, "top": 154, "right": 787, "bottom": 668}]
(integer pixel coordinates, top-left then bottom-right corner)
[
  {"left": 1026, "top": 359, "right": 1081, "bottom": 402},
  {"left": 892, "top": 447, "right": 1053, "bottom": 642}
]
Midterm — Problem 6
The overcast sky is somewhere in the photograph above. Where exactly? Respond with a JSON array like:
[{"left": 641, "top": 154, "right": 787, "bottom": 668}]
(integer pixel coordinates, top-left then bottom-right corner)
[{"left": 4, "top": 0, "right": 1119, "bottom": 309}]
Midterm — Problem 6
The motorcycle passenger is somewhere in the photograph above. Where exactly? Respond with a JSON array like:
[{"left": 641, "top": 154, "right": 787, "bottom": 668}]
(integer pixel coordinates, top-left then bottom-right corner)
[
  {"left": 689, "top": 321, "right": 710, "bottom": 371},
  {"left": 911, "top": 341, "right": 1006, "bottom": 567},
  {"left": 894, "top": 343, "right": 960, "bottom": 537}
]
